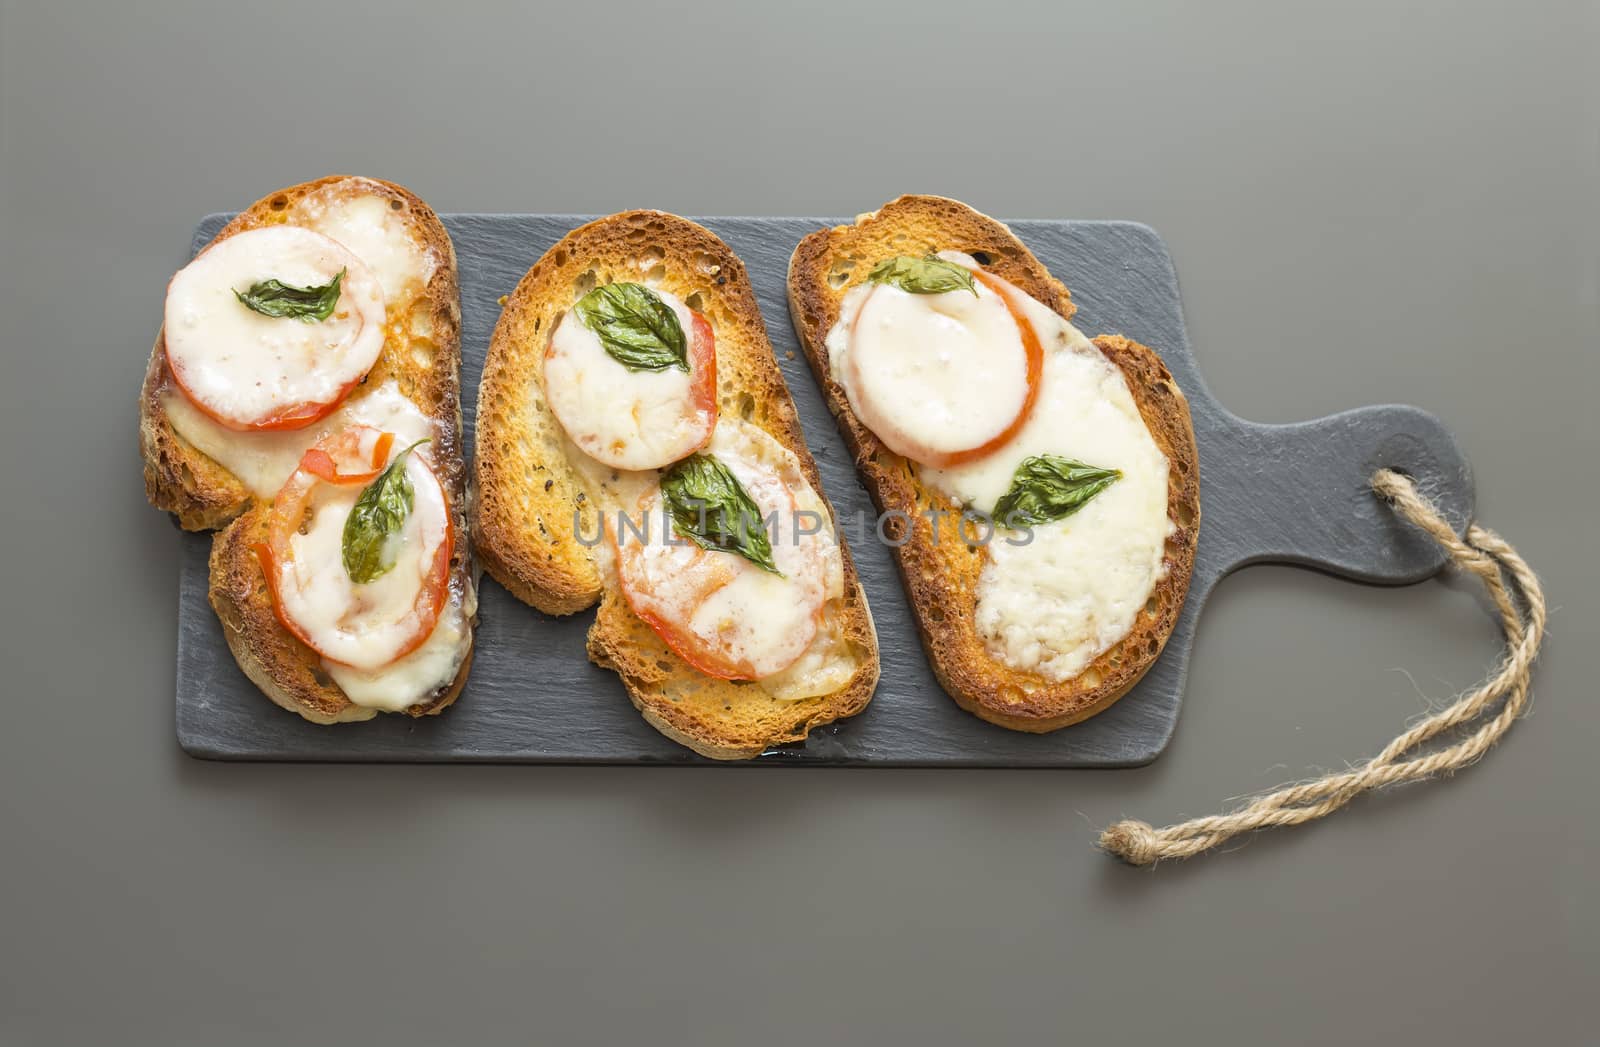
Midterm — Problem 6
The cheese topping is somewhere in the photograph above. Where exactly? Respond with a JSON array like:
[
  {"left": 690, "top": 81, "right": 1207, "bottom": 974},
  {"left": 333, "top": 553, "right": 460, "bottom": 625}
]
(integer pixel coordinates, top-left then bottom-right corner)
[
  {"left": 163, "top": 379, "right": 437, "bottom": 498},
  {"left": 164, "top": 183, "right": 470, "bottom": 711},
  {"left": 757, "top": 603, "right": 858, "bottom": 701},
  {"left": 164, "top": 226, "right": 386, "bottom": 429},
  {"left": 275, "top": 450, "right": 450, "bottom": 673},
  {"left": 613, "top": 420, "right": 846, "bottom": 684},
  {"left": 828, "top": 252, "right": 1171, "bottom": 682},
  {"left": 750, "top": 427, "right": 859, "bottom": 702},
  {"left": 544, "top": 288, "right": 717, "bottom": 471},
  {"left": 828, "top": 277, "right": 1030, "bottom": 464},
  {"left": 325, "top": 574, "right": 473, "bottom": 712},
  {"left": 297, "top": 182, "right": 437, "bottom": 304},
  {"left": 283, "top": 427, "right": 473, "bottom": 711}
]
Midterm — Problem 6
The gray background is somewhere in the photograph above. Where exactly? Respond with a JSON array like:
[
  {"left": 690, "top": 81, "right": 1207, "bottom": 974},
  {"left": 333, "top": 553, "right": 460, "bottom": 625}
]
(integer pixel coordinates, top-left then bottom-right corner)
[{"left": 0, "top": 1, "right": 1594, "bottom": 1044}]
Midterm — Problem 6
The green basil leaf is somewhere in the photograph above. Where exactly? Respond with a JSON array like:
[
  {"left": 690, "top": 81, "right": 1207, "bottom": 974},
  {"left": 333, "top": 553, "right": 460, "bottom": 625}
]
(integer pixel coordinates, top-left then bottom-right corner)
[
  {"left": 660, "top": 454, "right": 781, "bottom": 575},
  {"left": 235, "top": 268, "right": 346, "bottom": 322},
  {"left": 572, "top": 282, "right": 689, "bottom": 372},
  {"left": 992, "top": 455, "right": 1121, "bottom": 527},
  {"left": 341, "top": 439, "right": 430, "bottom": 584},
  {"left": 866, "top": 255, "right": 978, "bottom": 296}
]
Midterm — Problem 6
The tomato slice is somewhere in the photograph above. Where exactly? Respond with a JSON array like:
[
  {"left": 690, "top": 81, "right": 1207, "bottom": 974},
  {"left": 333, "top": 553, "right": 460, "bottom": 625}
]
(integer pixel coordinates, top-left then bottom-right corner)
[
  {"left": 168, "top": 359, "right": 366, "bottom": 432},
  {"left": 611, "top": 450, "right": 829, "bottom": 681},
  {"left": 162, "top": 225, "right": 387, "bottom": 432},
  {"left": 257, "top": 428, "right": 453, "bottom": 669},
  {"left": 685, "top": 309, "right": 718, "bottom": 436},
  {"left": 541, "top": 295, "right": 718, "bottom": 471},
  {"left": 632, "top": 583, "right": 751, "bottom": 681},
  {"left": 946, "top": 269, "right": 1044, "bottom": 466},
  {"left": 843, "top": 268, "right": 1044, "bottom": 469},
  {"left": 298, "top": 428, "right": 395, "bottom": 485}
]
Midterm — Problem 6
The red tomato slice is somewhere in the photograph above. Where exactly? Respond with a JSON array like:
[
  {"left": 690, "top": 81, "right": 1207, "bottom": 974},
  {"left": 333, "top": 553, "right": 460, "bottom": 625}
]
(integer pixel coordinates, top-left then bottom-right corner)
[
  {"left": 542, "top": 299, "right": 718, "bottom": 470},
  {"left": 947, "top": 269, "right": 1044, "bottom": 465},
  {"left": 611, "top": 459, "right": 828, "bottom": 681},
  {"left": 168, "top": 361, "right": 368, "bottom": 433},
  {"left": 632, "top": 582, "right": 751, "bottom": 681},
  {"left": 256, "top": 429, "right": 452, "bottom": 668},
  {"left": 162, "top": 226, "right": 387, "bottom": 432},
  {"left": 685, "top": 309, "right": 718, "bottom": 438},
  {"left": 298, "top": 428, "right": 395, "bottom": 485},
  {"left": 843, "top": 269, "right": 1043, "bottom": 469}
]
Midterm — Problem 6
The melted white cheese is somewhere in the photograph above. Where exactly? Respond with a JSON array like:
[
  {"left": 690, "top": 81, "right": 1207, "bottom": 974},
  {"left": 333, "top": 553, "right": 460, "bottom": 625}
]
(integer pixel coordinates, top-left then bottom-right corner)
[
  {"left": 164, "top": 182, "right": 443, "bottom": 495},
  {"left": 544, "top": 288, "right": 714, "bottom": 471},
  {"left": 164, "top": 379, "right": 437, "bottom": 497},
  {"left": 563, "top": 407, "right": 858, "bottom": 699},
  {"left": 277, "top": 451, "right": 451, "bottom": 673},
  {"left": 164, "top": 226, "right": 386, "bottom": 427},
  {"left": 612, "top": 420, "right": 852, "bottom": 689},
  {"left": 165, "top": 182, "right": 470, "bottom": 710},
  {"left": 827, "top": 252, "right": 1171, "bottom": 682},
  {"left": 758, "top": 603, "right": 857, "bottom": 701},
  {"left": 326, "top": 575, "right": 473, "bottom": 712},
  {"left": 828, "top": 277, "right": 1028, "bottom": 462},
  {"left": 297, "top": 182, "right": 436, "bottom": 304}
]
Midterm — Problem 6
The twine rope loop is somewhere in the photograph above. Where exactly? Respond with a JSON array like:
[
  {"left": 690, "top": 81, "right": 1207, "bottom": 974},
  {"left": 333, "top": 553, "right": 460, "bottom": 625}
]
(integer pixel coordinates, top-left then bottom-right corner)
[{"left": 1100, "top": 469, "right": 1545, "bottom": 865}]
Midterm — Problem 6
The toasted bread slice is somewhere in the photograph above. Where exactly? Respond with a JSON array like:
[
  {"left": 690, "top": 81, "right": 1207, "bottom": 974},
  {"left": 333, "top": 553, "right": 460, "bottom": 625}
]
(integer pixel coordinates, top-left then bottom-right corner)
[
  {"left": 141, "top": 176, "right": 474, "bottom": 722},
  {"left": 788, "top": 195, "right": 1199, "bottom": 732},
  {"left": 475, "top": 211, "right": 878, "bottom": 758}
]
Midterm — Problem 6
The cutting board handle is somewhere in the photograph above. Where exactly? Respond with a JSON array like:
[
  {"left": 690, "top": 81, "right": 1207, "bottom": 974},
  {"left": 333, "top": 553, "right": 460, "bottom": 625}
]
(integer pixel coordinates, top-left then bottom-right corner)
[{"left": 1195, "top": 403, "right": 1474, "bottom": 587}]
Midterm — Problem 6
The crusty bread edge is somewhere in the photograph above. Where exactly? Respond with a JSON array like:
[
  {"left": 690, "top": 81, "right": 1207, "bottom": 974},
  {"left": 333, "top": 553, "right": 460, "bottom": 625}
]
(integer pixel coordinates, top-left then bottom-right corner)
[
  {"left": 786, "top": 195, "right": 1200, "bottom": 733},
  {"left": 144, "top": 175, "right": 475, "bottom": 724},
  {"left": 590, "top": 588, "right": 882, "bottom": 761},
  {"left": 475, "top": 210, "right": 880, "bottom": 758}
]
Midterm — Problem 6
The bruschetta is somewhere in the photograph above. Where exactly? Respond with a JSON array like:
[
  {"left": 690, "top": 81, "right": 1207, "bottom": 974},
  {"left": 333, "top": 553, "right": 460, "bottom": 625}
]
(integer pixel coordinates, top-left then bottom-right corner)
[
  {"left": 788, "top": 196, "right": 1199, "bottom": 732},
  {"left": 474, "top": 211, "right": 878, "bottom": 758},
  {"left": 141, "top": 176, "right": 475, "bottom": 723}
]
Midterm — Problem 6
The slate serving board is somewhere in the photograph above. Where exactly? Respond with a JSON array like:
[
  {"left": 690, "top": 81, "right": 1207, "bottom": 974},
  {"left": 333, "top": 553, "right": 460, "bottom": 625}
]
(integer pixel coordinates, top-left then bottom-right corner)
[{"left": 175, "top": 213, "right": 1474, "bottom": 765}]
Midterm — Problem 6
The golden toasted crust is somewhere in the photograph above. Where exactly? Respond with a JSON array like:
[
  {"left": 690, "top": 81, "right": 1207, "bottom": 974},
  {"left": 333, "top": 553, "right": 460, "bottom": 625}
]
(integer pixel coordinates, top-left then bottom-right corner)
[
  {"left": 208, "top": 511, "right": 471, "bottom": 723},
  {"left": 475, "top": 211, "right": 879, "bottom": 758},
  {"left": 141, "top": 176, "right": 473, "bottom": 722},
  {"left": 787, "top": 195, "right": 1200, "bottom": 732}
]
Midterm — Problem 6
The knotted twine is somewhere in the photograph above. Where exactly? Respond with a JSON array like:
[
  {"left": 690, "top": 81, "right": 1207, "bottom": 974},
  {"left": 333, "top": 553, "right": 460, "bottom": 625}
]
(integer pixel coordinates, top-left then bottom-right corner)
[{"left": 1099, "top": 468, "right": 1546, "bottom": 865}]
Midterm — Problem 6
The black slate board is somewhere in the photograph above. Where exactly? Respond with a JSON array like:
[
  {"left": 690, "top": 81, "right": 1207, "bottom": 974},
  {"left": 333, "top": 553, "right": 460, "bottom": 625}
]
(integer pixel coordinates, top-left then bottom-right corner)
[{"left": 175, "top": 214, "right": 1474, "bottom": 765}]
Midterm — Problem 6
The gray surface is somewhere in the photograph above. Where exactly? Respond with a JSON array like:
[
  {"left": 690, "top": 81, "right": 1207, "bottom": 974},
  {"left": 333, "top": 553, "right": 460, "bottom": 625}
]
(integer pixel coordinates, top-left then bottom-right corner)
[
  {"left": 1, "top": 1, "right": 1595, "bottom": 1044},
  {"left": 177, "top": 213, "right": 1472, "bottom": 765}
]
